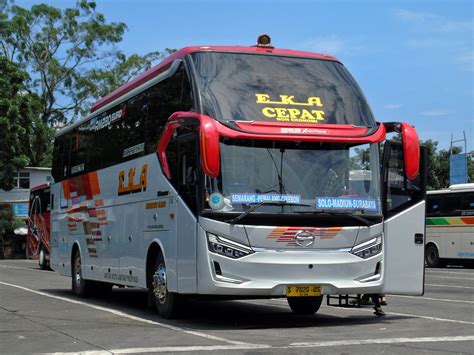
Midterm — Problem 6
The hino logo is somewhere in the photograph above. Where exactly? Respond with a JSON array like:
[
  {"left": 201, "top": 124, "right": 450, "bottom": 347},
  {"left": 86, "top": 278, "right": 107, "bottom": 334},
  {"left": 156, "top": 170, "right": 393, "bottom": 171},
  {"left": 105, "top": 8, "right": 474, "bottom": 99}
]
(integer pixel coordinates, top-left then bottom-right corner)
[{"left": 294, "top": 230, "right": 316, "bottom": 247}]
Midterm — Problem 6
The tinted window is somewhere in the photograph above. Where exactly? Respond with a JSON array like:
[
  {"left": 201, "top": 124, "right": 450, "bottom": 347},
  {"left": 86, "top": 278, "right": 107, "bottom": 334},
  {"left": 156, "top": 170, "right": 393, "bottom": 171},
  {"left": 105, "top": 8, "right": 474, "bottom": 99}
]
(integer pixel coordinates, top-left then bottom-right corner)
[
  {"left": 29, "top": 187, "right": 50, "bottom": 214},
  {"left": 383, "top": 142, "right": 426, "bottom": 217},
  {"left": 192, "top": 52, "right": 375, "bottom": 126},
  {"left": 442, "top": 193, "right": 463, "bottom": 216},
  {"left": 462, "top": 193, "right": 474, "bottom": 215},
  {"left": 146, "top": 65, "right": 194, "bottom": 154},
  {"left": 52, "top": 64, "right": 194, "bottom": 182},
  {"left": 166, "top": 126, "right": 199, "bottom": 213},
  {"left": 426, "top": 195, "right": 442, "bottom": 216}
]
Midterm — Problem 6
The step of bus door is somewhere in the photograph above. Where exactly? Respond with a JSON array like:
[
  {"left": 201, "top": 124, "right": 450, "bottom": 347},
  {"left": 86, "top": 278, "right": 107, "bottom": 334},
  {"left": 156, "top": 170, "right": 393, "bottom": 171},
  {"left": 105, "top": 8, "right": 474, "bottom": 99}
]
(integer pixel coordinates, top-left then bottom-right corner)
[{"left": 326, "top": 294, "right": 362, "bottom": 307}]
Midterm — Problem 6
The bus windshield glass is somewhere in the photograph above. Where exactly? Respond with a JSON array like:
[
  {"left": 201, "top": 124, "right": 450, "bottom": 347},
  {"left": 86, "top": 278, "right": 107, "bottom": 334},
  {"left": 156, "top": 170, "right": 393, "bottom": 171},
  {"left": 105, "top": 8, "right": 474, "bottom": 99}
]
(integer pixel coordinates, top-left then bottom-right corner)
[
  {"left": 205, "top": 139, "right": 382, "bottom": 216},
  {"left": 191, "top": 52, "right": 375, "bottom": 126}
]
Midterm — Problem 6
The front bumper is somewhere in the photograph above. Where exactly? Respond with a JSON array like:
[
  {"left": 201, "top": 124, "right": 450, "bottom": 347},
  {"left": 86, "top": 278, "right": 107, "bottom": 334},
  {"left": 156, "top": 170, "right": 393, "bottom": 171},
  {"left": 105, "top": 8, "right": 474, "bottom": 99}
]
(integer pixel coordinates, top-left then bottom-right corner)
[{"left": 197, "top": 229, "right": 384, "bottom": 296}]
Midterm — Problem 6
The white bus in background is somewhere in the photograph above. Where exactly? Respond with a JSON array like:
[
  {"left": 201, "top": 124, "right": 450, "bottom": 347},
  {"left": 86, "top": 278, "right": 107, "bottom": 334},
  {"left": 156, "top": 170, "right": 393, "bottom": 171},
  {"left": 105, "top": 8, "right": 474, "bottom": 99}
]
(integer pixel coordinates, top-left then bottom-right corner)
[
  {"left": 50, "top": 36, "right": 428, "bottom": 318},
  {"left": 425, "top": 183, "right": 474, "bottom": 267}
]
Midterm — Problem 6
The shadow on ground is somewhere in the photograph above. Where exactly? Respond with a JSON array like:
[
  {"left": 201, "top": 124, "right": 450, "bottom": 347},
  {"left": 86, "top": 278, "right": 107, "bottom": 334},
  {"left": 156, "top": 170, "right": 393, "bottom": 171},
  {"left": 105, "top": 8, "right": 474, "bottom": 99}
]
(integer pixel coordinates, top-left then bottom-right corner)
[{"left": 44, "top": 287, "right": 408, "bottom": 331}]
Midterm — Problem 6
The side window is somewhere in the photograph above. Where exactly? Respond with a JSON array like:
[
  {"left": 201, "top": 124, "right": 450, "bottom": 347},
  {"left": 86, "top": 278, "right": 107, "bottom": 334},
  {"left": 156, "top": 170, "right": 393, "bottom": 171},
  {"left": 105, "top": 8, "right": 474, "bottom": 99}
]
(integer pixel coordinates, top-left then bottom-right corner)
[
  {"left": 69, "top": 129, "right": 90, "bottom": 176},
  {"left": 462, "top": 193, "right": 474, "bottom": 215},
  {"left": 121, "top": 94, "right": 147, "bottom": 162},
  {"left": 146, "top": 64, "right": 194, "bottom": 154},
  {"left": 426, "top": 195, "right": 442, "bottom": 217},
  {"left": 442, "top": 193, "right": 463, "bottom": 216},
  {"left": 382, "top": 142, "right": 426, "bottom": 217},
  {"left": 61, "top": 133, "right": 72, "bottom": 180},
  {"left": 166, "top": 126, "right": 199, "bottom": 213}
]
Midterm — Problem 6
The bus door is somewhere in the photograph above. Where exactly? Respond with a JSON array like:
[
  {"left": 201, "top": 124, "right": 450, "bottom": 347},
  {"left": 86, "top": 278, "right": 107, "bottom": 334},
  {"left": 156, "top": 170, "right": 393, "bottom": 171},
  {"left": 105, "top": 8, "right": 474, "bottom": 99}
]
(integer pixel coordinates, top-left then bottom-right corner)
[
  {"left": 164, "top": 125, "right": 200, "bottom": 293},
  {"left": 382, "top": 141, "right": 427, "bottom": 295}
]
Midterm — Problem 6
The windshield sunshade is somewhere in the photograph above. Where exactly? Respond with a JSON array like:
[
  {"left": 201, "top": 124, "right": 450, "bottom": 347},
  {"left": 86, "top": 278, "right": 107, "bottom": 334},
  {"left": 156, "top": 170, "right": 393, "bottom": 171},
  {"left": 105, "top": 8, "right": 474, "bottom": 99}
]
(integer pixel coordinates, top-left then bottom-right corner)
[{"left": 191, "top": 52, "right": 375, "bottom": 127}]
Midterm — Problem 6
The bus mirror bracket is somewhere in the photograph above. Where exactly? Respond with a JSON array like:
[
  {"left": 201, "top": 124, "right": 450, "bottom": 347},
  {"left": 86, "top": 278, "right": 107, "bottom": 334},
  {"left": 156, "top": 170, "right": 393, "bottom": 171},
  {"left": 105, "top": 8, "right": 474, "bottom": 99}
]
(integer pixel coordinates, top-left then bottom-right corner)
[
  {"left": 158, "top": 113, "right": 220, "bottom": 179},
  {"left": 199, "top": 117, "right": 220, "bottom": 178},
  {"left": 383, "top": 122, "right": 420, "bottom": 181}
]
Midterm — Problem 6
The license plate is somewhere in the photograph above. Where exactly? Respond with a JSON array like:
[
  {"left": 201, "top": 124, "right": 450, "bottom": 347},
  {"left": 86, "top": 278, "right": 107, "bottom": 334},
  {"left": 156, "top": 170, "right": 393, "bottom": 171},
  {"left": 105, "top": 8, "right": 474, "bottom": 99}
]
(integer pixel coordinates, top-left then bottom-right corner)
[{"left": 286, "top": 285, "right": 322, "bottom": 297}]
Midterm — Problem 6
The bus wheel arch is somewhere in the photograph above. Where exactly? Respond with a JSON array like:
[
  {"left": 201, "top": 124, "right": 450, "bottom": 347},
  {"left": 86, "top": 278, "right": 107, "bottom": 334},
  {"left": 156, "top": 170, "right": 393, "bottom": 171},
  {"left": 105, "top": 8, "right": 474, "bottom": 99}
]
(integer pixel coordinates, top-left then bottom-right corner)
[
  {"left": 425, "top": 243, "right": 444, "bottom": 268},
  {"left": 146, "top": 242, "right": 182, "bottom": 318}
]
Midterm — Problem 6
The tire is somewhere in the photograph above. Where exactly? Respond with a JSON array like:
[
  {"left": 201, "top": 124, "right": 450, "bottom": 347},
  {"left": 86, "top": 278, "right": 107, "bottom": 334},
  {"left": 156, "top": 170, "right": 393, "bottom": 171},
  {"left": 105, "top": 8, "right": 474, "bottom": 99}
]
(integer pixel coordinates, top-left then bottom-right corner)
[
  {"left": 71, "top": 250, "right": 94, "bottom": 297},
  {"left": 287, "top": 296, "right": 323, "bottom": 315},
  {"left": 151, "top": 251, "right": 182, "bottom": 318},
  {"left": 425, "top": 244, "right": 444, "bottom": 268},
  {"left": 38, "top": 247, "right": 47, "bottom": 270},
  {"left": 38, "top": 247, "right": 50, "bottom": 270}
]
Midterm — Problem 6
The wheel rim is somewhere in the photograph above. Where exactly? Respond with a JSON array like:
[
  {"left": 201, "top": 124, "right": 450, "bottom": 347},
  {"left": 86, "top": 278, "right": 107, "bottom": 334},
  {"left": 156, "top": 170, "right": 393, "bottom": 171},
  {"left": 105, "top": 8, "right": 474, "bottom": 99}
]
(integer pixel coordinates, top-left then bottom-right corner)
[
  {"left": 153, "top": 263, "right": 167, "bottom": 304},
  {"left": 74, "top": 256, "right": 82, "bottom": 289}
]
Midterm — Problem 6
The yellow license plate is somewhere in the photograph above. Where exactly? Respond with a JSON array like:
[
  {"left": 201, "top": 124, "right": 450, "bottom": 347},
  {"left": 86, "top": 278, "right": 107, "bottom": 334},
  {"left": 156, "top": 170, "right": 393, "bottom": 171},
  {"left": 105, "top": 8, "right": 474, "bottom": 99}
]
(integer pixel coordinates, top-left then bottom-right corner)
[{"left": 286, "top": 285, "right": 322, "bottom": 297}]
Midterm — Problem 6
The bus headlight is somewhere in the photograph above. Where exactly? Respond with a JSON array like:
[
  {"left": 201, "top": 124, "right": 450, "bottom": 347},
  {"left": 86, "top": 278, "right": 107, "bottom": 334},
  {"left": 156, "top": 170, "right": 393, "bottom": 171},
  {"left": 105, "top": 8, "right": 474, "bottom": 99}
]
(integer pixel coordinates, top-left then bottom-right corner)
[
  {"left": 351, "top": 235, "right": 383, "bottom": 259},
  {"left": 207, "top": 233, "right": 254, "bottom": 259}
]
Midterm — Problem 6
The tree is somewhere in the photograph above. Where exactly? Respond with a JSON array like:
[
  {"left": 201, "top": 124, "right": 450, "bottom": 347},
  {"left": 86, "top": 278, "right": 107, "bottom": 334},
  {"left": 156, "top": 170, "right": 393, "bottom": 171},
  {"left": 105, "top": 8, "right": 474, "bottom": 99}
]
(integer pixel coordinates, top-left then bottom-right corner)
[
  {"left": 0, "top": 56, "right": 41, "bottom": 190},
  {"left": 0, "top": 0, "right": 168, "bottom": 166},
  {"left": 421, "top": 139, "right": 473, "bottom": 190}
]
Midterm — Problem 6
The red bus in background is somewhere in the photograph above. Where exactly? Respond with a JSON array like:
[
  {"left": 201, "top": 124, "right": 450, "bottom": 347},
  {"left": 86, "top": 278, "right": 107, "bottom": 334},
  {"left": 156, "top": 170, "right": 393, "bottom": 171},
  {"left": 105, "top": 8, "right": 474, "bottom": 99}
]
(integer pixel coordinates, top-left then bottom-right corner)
[{"left": 27, "top": 184, "right": 51, "bottom": 270}]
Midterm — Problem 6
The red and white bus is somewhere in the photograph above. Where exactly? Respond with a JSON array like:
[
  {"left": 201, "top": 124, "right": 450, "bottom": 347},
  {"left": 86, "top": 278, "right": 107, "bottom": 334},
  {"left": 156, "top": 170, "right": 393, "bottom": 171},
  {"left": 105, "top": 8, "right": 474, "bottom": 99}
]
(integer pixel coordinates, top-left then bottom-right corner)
[
  {"left": 50, "top": 35, "right": 427, "bottom": 318},
  {"left": 27, "top": 183, "right": 51, "bottom": 269}
]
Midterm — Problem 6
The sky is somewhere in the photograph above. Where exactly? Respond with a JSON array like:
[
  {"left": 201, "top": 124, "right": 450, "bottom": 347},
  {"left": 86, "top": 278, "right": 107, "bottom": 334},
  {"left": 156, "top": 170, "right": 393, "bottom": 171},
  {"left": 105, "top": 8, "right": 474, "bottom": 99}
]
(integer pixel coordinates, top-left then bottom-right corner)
[{"left": 17, "top": 0, "right": 474, "bottom": 152}]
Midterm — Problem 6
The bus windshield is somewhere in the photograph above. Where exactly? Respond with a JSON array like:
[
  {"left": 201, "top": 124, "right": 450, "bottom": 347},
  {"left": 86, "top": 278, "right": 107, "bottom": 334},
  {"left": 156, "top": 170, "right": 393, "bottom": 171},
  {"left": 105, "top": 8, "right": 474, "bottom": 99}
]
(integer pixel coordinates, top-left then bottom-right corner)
[
  {"left": 191, "top": 52, "right": 376, "bottom": 127},
  {"left": 205, "top": 139, "right": 382, "bottom": 216}
]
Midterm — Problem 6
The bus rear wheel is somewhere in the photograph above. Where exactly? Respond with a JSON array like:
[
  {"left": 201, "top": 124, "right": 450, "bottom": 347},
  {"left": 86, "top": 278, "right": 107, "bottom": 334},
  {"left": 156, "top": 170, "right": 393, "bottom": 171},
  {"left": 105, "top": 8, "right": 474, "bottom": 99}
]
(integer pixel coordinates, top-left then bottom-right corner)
[
  {"left": 426, "top": 244, "right": 444, "bottom": 268},
  {"left": 71, "top": 250, "right": 94, "bottom": 297},
  {"left": 152, "top": 251, "right": 182, "bottom": 318},
  {"left": 287, "top": 296, "right": 323, "bottom": 315}
]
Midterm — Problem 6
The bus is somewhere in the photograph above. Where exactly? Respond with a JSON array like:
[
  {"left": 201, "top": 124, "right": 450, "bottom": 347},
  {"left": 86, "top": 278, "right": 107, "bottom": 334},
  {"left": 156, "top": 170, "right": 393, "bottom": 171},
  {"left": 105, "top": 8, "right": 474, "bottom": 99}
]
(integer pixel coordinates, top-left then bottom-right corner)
[
  {"left": 50, "top": 35, "right": 427, "bottom": 318},
  {"left": 27, "top": 184, "right": 51, "bottom": 270},
  {"left": 425, "top": 183, "right": 474, "bottom": 267}
]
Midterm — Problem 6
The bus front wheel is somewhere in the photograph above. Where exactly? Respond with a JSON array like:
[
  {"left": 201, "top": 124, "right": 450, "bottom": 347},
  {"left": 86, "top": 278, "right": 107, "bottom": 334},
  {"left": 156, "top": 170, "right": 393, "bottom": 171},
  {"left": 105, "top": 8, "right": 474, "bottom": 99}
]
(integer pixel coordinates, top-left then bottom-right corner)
[
  {"left": 287, "top": 296, "right": 323, "bottom": 315},
  {"left": 425, "top": 244, "right": 444, "bottom": 268},
  {"left": 152, "top": 251, "right": 182, "bottom": 318}
]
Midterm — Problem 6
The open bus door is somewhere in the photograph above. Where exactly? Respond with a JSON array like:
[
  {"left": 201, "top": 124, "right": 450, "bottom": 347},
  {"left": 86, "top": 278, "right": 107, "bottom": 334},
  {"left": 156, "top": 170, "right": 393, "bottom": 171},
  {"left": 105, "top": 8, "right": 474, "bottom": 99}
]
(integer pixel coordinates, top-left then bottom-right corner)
[{"left": 381, "top": 137, "right": 427, "bottom": 295}]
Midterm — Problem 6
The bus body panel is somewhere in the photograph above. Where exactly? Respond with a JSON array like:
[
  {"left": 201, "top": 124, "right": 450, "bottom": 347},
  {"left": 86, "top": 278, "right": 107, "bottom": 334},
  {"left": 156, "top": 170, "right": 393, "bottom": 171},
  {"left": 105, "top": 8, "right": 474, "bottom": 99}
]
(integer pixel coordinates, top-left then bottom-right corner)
[
  {"left": 426, "top": 185, "right": 474, "bottom": 262},
  {"left": 382, "top": 201, "right": 425, "bottom": 295},
  {"left": 51, "top": 154, "right": 182, "bottom": 290},
  {"left": 176, "top": 199, "right": 198, "bottom": 293}
]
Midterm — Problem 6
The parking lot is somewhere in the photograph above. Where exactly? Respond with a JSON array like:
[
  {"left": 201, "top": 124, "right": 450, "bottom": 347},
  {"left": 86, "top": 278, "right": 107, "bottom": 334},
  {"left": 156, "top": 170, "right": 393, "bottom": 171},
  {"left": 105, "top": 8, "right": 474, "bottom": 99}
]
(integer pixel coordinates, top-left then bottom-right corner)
[{"left": 0, "top": 259, "right": 473, "bottom": 354}]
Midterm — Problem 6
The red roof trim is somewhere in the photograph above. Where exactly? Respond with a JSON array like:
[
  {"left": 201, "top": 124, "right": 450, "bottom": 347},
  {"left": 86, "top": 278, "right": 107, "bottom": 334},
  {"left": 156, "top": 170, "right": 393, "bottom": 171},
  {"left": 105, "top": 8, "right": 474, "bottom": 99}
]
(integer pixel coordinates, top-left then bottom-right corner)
[
  {"left": 30, "top": 183, "right": 50, "bottom": 191},
  {"left": 91, "top": 46, "right": 339, "bottom": 113}
]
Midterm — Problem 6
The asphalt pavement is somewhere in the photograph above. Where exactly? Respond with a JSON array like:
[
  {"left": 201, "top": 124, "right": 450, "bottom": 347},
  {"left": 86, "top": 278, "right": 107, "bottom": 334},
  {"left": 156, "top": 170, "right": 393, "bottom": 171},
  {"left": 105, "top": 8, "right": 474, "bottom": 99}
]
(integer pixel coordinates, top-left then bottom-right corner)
[{"left": 0, "top": 259, "right": 473, "bottom": 354}]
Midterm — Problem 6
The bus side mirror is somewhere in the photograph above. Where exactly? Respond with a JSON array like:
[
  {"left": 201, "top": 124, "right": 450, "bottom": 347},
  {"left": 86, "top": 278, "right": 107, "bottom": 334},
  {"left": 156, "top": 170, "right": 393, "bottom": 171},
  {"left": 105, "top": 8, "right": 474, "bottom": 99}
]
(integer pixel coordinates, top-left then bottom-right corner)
[
  {"left": 401, "top": 122, "right": 420, "bottom": 181},
  {"left": 383, "top": 122, "right": 420, "bottom": 181},
  {"left": 200, "top": 118, "right": 220, "bottom": 178}
]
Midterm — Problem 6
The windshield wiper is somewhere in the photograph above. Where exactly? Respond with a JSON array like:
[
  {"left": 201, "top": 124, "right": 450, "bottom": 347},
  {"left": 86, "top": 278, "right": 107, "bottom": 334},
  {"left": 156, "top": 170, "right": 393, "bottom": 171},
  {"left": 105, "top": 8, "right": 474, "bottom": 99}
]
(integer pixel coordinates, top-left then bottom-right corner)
[
  {"left": 226, "top": 201, "right": 311, "bottom": 224},
  {"left": 295, "top": 210, "right": 374, "bottom": 227}
]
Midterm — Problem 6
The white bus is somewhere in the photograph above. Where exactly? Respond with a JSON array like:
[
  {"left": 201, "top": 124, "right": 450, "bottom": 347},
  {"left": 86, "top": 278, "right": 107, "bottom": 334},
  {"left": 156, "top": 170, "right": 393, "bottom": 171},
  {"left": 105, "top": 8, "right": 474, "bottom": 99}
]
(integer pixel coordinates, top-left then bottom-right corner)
[
  {"left": 425, "top": 183, "right": 474, "bottom": 267},
  {"left": 50, "top": 36, "right": 427, "bottom": 318}
]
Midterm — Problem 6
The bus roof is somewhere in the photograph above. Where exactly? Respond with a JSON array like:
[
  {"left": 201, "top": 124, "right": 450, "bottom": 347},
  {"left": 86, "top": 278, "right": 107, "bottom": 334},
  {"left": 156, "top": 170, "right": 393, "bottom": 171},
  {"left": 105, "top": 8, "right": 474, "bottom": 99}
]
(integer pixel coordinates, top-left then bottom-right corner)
[
  {"left": 427, "top": 183, "right": 474, "bottom": 195},
  {"left": 91, "top": 46, "right": 339, "bottom": 113}
]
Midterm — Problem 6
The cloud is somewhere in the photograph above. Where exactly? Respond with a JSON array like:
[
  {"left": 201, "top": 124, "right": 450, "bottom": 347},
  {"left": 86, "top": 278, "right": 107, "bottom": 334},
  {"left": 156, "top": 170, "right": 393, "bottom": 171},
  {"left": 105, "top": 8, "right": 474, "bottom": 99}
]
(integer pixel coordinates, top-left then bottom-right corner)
[
  {"left": 420, "top": 110, "right": 451, "bottom": 117},
  {"left": 384, "top": 104, "right": 403, "bottom": 110},
  {"left": 457, "top": 49, "right": 474, "bottom": 72},
  {"left": 394, "top": 9, "right": 473, "bottom": 33},
  {"left": 303, "top": 35, "right": 345, "bottom": 55},
  {"left": 301, "top": 35, "right": 365, "bottom": 56}
]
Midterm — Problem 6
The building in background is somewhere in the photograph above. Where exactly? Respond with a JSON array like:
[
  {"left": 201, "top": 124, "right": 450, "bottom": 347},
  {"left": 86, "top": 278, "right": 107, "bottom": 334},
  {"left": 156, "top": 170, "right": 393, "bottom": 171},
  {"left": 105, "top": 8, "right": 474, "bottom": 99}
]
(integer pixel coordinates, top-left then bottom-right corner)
[{"left": 0, "top": 167, "right": 52, "bottom": 220}]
